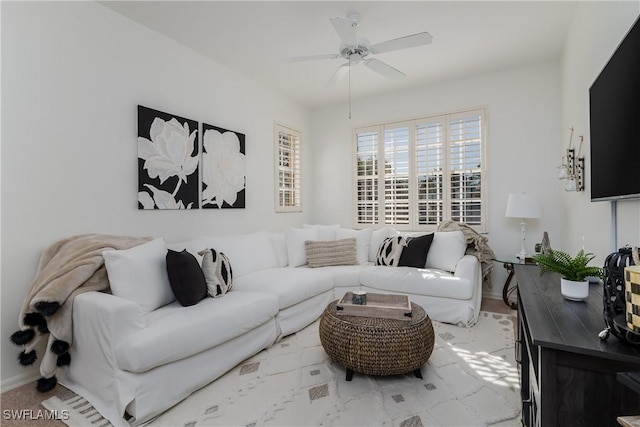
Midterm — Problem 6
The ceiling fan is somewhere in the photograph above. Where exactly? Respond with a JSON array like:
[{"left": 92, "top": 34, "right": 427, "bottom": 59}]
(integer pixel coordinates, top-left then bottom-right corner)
[{"left": 288, "top": 12, "right": 433, "bottom": 86}]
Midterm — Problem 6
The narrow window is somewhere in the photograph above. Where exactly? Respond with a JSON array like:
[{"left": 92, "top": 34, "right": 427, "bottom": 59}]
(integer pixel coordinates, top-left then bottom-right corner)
[{"left": 275, "top": 124, "right": 302, "bottom": 212}]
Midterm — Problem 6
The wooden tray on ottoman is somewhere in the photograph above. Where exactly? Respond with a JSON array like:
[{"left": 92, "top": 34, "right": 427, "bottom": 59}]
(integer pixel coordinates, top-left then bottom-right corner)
[{"left": 336, "top": 292, "right": 412, "bottom": 321}]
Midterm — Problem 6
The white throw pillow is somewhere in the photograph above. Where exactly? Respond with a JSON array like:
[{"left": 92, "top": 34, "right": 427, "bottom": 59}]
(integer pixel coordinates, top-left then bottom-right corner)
[
  {"left": 425, "top": 231, "right": 467, "bottom": 272},
  {"left": 369, "top": 227, "right": 397, "bottom": 262},
  {"left": 102, "top": 238, "right": 175, "bottom": 314},
  {"left": 203, "top": 231, "right": 278, "bottom": 277},
  {"left": 285, "top": 227, "right": 319, "bottom": 267},
  {"left": 303, "top": 224, "right": 339, "bottom": 240},
  {"left": 335, "top": 228, "right": 372, "bottom": 265}
]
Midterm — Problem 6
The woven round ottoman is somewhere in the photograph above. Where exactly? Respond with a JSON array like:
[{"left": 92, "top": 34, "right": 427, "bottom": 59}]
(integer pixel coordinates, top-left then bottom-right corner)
[{"left": 319, "top": 300, "right": 435, "bottom": 381}]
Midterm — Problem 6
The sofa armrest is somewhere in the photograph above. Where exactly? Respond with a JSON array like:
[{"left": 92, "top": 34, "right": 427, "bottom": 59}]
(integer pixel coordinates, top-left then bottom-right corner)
[
  {"left": 454, "top": 254, "right": 480, "bottom": 284},
  {"left": 72, "top": 291, "right": 146, "bottom": 364}
]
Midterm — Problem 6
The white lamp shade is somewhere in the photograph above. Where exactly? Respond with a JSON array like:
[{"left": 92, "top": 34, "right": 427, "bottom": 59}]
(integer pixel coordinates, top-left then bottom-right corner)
[{"left": 505, "top": 193, "right": 541, "bottom": 219}]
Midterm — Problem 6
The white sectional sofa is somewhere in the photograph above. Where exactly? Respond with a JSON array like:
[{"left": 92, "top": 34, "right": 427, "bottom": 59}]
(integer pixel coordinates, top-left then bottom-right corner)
[{"left": 59, "top": 226, "right": 482, "bottom": 426}]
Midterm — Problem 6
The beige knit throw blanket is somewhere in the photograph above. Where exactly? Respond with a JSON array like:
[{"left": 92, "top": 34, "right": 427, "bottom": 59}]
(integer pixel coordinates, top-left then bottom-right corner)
[
  {"left": 437, "top": 220, "right": 496, "bottom": 288},
  {"left": 10, "top": 234, "right": 152, "bottom": 391}
]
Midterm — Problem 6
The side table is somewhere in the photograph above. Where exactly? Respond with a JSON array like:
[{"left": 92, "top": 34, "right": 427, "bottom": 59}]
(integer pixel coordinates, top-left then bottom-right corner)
[{"left": 493, "top": 256, "right": 536, "bottom": 309}]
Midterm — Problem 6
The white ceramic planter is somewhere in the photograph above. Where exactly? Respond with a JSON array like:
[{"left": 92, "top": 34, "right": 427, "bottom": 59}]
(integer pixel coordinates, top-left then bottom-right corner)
[{"left": 561, "top": 278, "right": 589, "bottom": 301}]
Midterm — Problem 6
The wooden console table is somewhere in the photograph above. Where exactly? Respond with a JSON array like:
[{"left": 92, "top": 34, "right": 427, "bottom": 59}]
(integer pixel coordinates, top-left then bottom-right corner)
[{"left": 514, "top": 264, "right": 640, "bottom": 427}]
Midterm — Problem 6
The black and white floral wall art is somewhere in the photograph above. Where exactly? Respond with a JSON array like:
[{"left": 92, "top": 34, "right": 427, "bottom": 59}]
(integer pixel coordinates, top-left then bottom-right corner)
[
  {"left": 137, "top": 105, "right": 199, "bottom": 209},
  {"left": 201, "top": 122, "right": 246, "bottom": 209}
]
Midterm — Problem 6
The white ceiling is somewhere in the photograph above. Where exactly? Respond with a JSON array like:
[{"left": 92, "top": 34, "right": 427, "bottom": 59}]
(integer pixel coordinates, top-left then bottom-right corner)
[{"left": 101, "top": 1, "right": 578, "bottom": 109}]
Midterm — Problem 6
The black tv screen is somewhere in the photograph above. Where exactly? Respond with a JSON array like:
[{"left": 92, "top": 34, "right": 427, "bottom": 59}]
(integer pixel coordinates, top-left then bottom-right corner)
[{"left": 589, "top": 16, "right": 640, "bottom": 202}]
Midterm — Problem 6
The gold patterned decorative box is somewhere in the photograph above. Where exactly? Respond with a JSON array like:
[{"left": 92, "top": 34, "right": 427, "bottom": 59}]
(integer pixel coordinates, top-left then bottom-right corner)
[{"left": 625, "top": 266, "right": 640, "bottom": 332}]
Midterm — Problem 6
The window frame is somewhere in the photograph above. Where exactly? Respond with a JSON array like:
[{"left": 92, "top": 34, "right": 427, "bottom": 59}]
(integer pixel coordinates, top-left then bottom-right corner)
[
  {"left": 274, "top": 123, "right": 302, "bottom": 213},
  {"left": 352, "top": 108, "right": 488, "bottom": 233}
]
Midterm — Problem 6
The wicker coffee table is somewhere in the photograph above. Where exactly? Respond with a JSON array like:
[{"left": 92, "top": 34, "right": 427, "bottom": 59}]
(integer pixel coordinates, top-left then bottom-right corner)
[{"left": 319, "top": 299, "right": 434, "bottom": 381}]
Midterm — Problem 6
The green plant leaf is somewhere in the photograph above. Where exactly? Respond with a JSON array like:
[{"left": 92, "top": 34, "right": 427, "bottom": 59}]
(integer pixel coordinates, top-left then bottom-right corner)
[{"left": 532, "top": 249, "right": 603, "bottom": 281}]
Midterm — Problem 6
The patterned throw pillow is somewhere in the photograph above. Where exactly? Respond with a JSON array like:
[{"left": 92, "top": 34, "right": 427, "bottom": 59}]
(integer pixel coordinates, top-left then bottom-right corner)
[
  {"left": 198, "top": 248, "right": 233, "bottom": 297},
  {"left": 375, "top": 236, "right": 406, "bottom": 266}
]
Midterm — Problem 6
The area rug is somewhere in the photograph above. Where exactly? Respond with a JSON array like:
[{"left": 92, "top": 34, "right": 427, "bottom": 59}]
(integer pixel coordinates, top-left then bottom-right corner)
[{"left": 43, "top": 311, "right": 520, "bottom": 427}]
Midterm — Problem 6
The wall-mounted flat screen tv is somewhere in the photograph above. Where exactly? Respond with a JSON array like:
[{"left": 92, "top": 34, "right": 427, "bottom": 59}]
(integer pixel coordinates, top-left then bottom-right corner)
[{"left": 589, "top": 16, "right": 640, "bottom": 202}]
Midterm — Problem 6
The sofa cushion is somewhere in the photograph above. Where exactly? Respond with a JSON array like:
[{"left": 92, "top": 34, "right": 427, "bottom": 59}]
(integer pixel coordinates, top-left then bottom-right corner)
[
  {"left": 269, "top": 233, "right": 289, "bottom": 267},
  {"left": 398, "top": 233, "right": 434, "bottom": 268},
  {"left": 305, "top": 238, "right": 357, "bottom": 268},
  {"left": 335, "top": 228, "right": 372, "bottom": 265},
  {"left": 425, "top": 231, "right": 467, "bottom": 272},
  {"left": 232, "top": 267, "right": 335, "bottom": 310},
  {"left": 285, "top": 227, "right": 318, "bottom": 267},
  {"left": 376, "top": 236, "right": 406, "bottom": 266},
  {"left": 303, "top": 224, "right": 339, "bottom": 240},
  {"left": 199, "top": 248, "right": 233, "bottom": 297},
  {"left": 103, "top": 238, "right": 175, "bottom": 314},
  {"left": 360, "top": 266, "right": 474, "bottom": 300},
  {"left": 165, "top": 249, "right": 207, "bottom": 306},
  {"left": 116, "top": 291, "right": 278, "bottom": 373},
  {"left": 203, "top": 231, "right": 278, "bottom": 277}
]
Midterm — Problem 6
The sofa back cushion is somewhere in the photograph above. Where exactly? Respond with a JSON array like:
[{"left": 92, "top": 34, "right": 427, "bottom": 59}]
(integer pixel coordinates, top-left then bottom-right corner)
[
  {"left": 165, "top": 249, "right": 207, "bottom": 306},
  {"left": 285, "top": 227, "right": 319, "bottom": 267},
  {"left": 425, "top": 231, "right": 467, "bottom": 272},
  {"left": 203, "top": 231, "right": 278, "bottom": 277},
  {"left": 103, "top": 238, "right": 175, "bottom": 313},
  {"left": 335, "top": 228, "right": 372, "bottom": 265},
  {"left": 269, "top": 233, "right": 289, "bottom": 267}
]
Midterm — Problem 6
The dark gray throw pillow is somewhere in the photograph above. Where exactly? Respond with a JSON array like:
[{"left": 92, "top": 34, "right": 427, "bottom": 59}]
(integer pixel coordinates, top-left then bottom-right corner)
[
  {"left": 398, "top": 233, "right": 434, "bottom": 268},
  {"left": 165, "top": 249, "right": 207, "bottom": 306}
]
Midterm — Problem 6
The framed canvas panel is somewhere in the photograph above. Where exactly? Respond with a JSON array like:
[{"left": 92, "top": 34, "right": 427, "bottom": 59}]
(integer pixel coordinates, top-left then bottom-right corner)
[
  {"left": 137, "top": 105, "right": 199, "bottom": 209},
  {"left": 201, "top": 122, "right": 246, "bottom": 209}
]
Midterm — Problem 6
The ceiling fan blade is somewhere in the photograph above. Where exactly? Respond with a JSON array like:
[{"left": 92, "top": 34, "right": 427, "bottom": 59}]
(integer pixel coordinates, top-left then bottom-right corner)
[
  {"left": 369, "top": 32, "right": 433, "bottom": 54},
  {"left": 327, "top": 63, "right": 350, "bottom": 87},
  {"left": 285, "top": 53, "right": 341, "bottom": 63},
  {"left": 330, "top": 16, "right": 358, "bottom": 46},
  {"left": 365, "top": 59, "right": 406, "bottom": 81}
]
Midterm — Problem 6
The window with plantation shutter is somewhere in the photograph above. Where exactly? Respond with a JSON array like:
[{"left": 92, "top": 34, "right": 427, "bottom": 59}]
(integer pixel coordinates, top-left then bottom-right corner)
[
  {"left": 353, "top": 108, "right": 487, "bottom": 232},
  {"left": 275, "top": 124, "right": 301, "bottom": 212},
  {"left": 356, "top": 128, "right": 379, "bottom": 224}
]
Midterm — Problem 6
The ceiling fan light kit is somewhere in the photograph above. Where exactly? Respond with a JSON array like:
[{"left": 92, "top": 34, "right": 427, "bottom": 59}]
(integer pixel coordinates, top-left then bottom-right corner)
[{"left": 288, "top": 12, "right": 432, "bottom": 118}]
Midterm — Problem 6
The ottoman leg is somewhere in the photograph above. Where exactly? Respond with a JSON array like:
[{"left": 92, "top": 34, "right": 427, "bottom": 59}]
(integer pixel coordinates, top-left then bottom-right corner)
[
  {"left": 346, "top": 369, "right": 354, "bottom": 381},
  {"left": 414, "top": 369, "right": 423, "bottom": 379}
]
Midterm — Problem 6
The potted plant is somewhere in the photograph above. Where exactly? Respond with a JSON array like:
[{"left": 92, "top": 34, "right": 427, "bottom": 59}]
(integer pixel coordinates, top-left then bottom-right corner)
[{"left": 532, "top": 249, "right": 603, "bottom": 301}]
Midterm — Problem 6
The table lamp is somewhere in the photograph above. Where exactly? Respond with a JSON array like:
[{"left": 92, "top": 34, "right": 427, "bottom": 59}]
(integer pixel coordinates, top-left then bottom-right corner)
[{"left": 505, "top": 192, "right": 541, "bottom": 260}]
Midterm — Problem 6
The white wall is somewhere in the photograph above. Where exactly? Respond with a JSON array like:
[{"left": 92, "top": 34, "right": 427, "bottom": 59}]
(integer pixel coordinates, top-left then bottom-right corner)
[
  {"left": 1, "top": 2, "right": 311, "bottom": 387},
  {"left": 561, "top": 2, "right": 640, "bottom": 262},
  {"left": 309, "top": 61, "right": 564, "bottom": 298}
]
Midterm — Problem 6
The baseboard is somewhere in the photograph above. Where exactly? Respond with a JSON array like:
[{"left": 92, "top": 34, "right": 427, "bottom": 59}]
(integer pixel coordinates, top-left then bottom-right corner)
[{"left": 1, "top": 369, "right": 40, "bottom": 393}]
